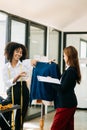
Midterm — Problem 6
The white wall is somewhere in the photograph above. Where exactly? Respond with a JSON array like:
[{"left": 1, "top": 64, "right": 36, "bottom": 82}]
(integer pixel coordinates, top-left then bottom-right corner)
[{"left": 63, "top": 14, "right": 87, "bottom": 32}]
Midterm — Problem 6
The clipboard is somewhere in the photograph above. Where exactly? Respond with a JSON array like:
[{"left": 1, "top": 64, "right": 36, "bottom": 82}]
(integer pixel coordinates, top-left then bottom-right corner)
[{"left": 37, "top": 76, "right": 60, "bottom": 84}]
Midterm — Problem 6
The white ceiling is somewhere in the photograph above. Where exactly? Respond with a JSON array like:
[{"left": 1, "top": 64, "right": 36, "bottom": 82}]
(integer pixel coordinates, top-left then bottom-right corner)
[{"left": 0, "top": 0, "right": 87, "bottom": 31}]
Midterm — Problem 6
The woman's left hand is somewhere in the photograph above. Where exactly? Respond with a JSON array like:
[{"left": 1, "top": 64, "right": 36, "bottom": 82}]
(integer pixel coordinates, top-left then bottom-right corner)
[
  {"left": 48, "top": 59, "right": 56, "bottom": 64},
  {"left": 31, "top": 59, "right": 37, "bottom": 67}
]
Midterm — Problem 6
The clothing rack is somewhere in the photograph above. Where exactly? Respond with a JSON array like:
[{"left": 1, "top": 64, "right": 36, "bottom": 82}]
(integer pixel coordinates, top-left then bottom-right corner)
[
  {"left": 32, "top": 100, "right": 45, "bottom": 130},
  {"left": 40, "top": 103, "right": 44, "bottom": 130},
  {"left": 33, "top": 100, "right": 53, "bottom": 130}
]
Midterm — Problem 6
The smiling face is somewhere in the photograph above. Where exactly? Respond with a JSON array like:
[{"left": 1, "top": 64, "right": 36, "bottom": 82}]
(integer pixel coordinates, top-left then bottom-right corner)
[{"left": 12, "top": 47, "right": 23, "bottom": 61}]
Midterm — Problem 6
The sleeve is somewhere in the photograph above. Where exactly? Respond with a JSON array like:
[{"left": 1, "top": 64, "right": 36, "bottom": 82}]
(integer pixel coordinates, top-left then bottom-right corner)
[
  {"left": 2, "top": 65, "right": 16, "bottom": 91},
  {"left": 22, "top": 59, "right": 33, "bottom": 70},
  {"left": 52, "top": 68, "right": 76, "bottom": 92}
]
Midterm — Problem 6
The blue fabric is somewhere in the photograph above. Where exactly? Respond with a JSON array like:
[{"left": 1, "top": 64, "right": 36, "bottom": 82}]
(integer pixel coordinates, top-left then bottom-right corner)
[{"left": 30, "top": 62, "right": 61, "bottom": 104}]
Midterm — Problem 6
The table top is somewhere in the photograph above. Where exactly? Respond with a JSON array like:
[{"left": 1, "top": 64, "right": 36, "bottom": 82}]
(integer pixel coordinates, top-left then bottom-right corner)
[{"left": 0, "top": 104, "right": 20, "bottom": 113}]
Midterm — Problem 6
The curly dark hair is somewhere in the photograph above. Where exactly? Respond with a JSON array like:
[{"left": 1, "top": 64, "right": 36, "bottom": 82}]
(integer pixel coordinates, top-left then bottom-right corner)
[{"left": 4, "top": 42, "right": 28, "bottom": 62}]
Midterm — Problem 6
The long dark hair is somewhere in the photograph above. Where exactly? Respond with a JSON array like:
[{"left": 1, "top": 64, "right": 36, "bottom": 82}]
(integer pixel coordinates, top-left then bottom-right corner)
[
  {"left": 64, "top": 46, "right": 81, "bottom": 84},
  {"left": 4, "top": 42, "right": 28, "bottom": 62}
]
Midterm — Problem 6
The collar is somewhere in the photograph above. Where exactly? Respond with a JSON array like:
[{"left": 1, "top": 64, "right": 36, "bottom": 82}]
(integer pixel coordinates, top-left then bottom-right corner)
[
  {"left": 8, "top": 60, "right": 22, "bottom": 68},
  {"left": 65, "top": 65, "right": 70, "bottom": 70}
]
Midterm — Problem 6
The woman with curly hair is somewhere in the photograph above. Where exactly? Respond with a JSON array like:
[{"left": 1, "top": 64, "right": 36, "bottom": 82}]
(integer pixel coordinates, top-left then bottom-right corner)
[{"left": 0, "top": 42, "right": 36, "bottom": 130}]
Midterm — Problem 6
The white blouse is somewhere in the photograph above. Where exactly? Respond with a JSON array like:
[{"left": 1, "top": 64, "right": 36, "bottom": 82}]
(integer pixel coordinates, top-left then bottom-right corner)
[{"left": 3, "top": 59, "right": 33, "bottom": 90}]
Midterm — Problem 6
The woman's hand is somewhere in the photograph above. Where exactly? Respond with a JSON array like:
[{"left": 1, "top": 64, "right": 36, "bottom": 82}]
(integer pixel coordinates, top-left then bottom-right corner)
[
  {"left": 13, "top": 72, "right": 27, "bottom": 83},
  {"left": 48, "top": 59, "right": 56, "bottom": 64},
  {"left": 31, "top": 59, "right": 37, "bottom": 67},
  {"left": 19, "top": 72, "right": 27, "bottom": 77}
]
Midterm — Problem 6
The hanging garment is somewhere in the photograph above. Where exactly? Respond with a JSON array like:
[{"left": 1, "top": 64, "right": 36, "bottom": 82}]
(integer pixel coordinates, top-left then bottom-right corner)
[{"left": 30, "top": 62, "right": 61, "bottom": 105}]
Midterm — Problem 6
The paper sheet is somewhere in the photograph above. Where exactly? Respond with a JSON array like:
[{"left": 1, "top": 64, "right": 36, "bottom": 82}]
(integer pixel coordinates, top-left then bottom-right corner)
[{"left": 37, "top": 76, "right": 60, "bottom": 84}]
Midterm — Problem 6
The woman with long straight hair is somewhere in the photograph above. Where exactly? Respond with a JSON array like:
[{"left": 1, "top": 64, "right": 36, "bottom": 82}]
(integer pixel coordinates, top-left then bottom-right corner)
[{"left": 51, "top": 46, "right": 81, "bottom": 130}]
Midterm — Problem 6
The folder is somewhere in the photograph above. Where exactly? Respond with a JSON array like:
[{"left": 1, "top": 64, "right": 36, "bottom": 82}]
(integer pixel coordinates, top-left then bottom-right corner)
[{"left": 37, "top": 76, "right": 60, "bottom": 84}]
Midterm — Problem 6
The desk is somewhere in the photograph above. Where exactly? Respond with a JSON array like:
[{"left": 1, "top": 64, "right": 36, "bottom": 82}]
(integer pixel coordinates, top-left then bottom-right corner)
[{"left": 0, "top": 105, "right": 20, "bottom": 128}]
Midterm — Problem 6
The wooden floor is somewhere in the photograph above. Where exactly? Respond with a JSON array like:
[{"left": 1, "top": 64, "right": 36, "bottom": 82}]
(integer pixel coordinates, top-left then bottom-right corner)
[{"left": 23, "top": 109, "right": 87, "bottom": 130}]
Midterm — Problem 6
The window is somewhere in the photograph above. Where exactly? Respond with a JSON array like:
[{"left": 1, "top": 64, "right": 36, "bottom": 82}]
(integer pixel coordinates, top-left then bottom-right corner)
[
  {"left": 48, "top": 28, "right": 60, "bottom": 63},
  {"left": 11, "top": 19, "right": 26, "bottom": 44},
  {"left": 29, "top": 24, "right": 46, "bottom": 59},
  {"left": 80, "top": 39, "right": 87, "bottom": 58},
  {"left": 0, "top": 12, "right": 8, "bottom": 95}
]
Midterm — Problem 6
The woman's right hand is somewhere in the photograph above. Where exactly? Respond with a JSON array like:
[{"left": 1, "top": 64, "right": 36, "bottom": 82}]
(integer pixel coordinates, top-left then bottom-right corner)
[
  {"left": 19, "top": 72, "right": 27, "bottom": 77},
  {"left": 13, "top": 72, "right": 27, "bottom": 83}
]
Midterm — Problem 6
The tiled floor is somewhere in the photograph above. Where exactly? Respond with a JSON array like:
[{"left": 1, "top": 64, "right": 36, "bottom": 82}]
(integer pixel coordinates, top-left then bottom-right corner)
[{"left": 24, "top": 109, "right": 87, "bottom": 130}]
